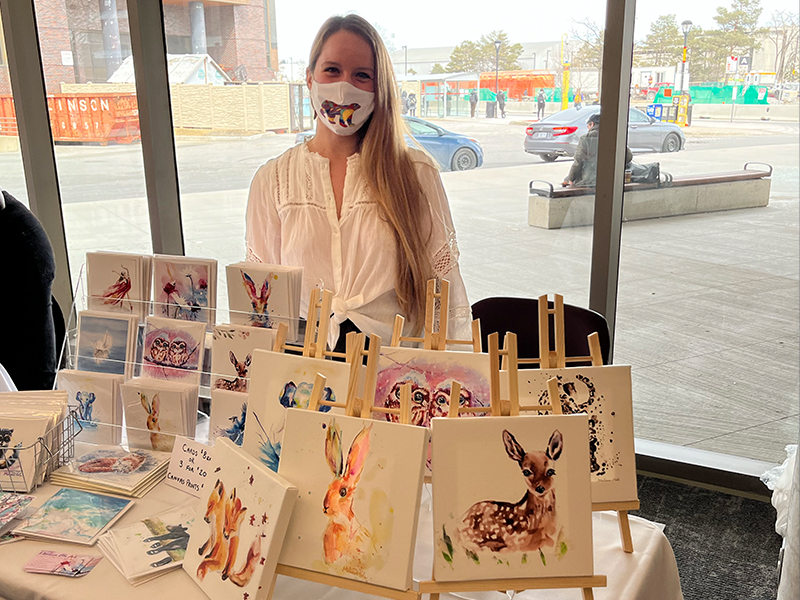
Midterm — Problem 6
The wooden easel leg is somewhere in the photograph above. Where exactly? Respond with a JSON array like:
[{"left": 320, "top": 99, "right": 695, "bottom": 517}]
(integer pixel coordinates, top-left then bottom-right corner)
[
  {"left": 428, "top": 594, "right": 440, "bottom": 600},
  {"left": 582, "top": 587, "right": 595, "bottom": 600},
  {"left": 618, "top": 510, "right": 634, "bottom": 553}
]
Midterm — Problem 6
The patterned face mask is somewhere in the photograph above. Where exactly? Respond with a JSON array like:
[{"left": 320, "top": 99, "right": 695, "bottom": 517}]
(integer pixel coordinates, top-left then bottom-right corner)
[{"left": 310, "top": 79, "right": 375, "bottom": 136}]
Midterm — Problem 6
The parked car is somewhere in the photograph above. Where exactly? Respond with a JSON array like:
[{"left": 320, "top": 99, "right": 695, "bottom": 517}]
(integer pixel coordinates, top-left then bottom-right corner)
[
  {"left": 295, "top": 115, "right": 484, "bottom": 171},
  {"left": 524, "top": 105, "right": 685, "bottom": 162}
]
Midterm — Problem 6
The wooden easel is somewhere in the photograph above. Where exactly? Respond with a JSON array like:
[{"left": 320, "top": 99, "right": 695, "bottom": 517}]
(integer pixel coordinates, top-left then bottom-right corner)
[
  {"left": 390, "top": 279, "right": 481, "bottom": 351},
  {"left": 422, "top": 332, "right": 606, "bottom": 600},
  {"left": 272, "top": 288, "right": 349, "bottom": 360},
  {"left": 514, "top": 295, "right": 638, "bottom": 553},
  {"left": 270, "top": 344, "right": 425, "bottom": 600}
]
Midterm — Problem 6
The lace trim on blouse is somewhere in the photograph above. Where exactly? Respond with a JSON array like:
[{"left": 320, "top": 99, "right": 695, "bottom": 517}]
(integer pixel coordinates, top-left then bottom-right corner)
[
  {"left": 246, "top": 247, "right": 263, "bottom": 263},
  {"left": 432, "top": 229, "right": 460, "bottom": 278}
]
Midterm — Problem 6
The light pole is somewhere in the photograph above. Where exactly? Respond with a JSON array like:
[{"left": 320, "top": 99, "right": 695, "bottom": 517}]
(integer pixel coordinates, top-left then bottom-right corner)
[
  {"left": 402, "top": 45, "right": 407, "bottom": 76},
  {"left": 681, "top": 20, "right": 692, "bottom": 95},
  {"left": 545, "top": 49, "right": 551, "bottom": 70},
  {"left": 532, "top": 52, "right": 536, "bottom": 70},
  {"left": 494, "top": 40, "right": 501, "bottom": 117}
]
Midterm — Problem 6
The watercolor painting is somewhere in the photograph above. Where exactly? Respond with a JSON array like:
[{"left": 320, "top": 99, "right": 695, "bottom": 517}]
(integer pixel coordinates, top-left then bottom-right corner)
[
  {"left": 57, "top": 371, "right": 123, "bottom": 445},
  {"left": 277, "top": 409, "right": 428, "bottom": 591},
  {"left": 242, "top": 349, "right": 350, "bottom": 472},
  {"left": 226, "top": 265, "right": 295, "bottom": 332},
  {"left": 86, "top": 252, "right": 150, "bottom": 320},
  {"left": 508, "top": 365, "right": 637, "bottom": 505},
  {"left": 75, "top": 313, "right": 136, "bottom": 377},
  {"left": 375, "top": 347, "right": 491, "bottom": 429},
  {"left": 211, "top": 325, "right": 277, "bottom": 394},
  {"left": 183, "top": 438, "right": 297, "bottom": 600},
  {"left": 0, "top": 417, "right": 50, "bottom": 492},
  {"left": 141, "top": 317, "right": 206, "bottom": 383},
  {"left": 210, "top": 390, "right": 248, "bottom": 446},
  {"left": 122, "top": 382, "right": 192, "bottom": 453},
  {"left": 432, "top": 414, "right": 593, "bottom": 582},
  {"left": 0, "top": 492, "right": 34, "bottom": 526},
  {"left": 66, "top": 446, "right": 170, "bottom": 487},
  {"left": 15, "top": 488, "right": 133, "bottom": 545},
  {"left": 154, "top": 258, "right": 215, "bottom": 324}
]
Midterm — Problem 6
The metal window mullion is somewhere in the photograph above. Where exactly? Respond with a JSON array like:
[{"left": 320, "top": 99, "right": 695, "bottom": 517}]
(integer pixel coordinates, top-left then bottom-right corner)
[
  {"left": 126, "top": 0, "right": 184, "bottom": 256},
  {"left": 589, "top": 0, "right": 636, "bottom": 361},
  {"left": 0, "top": 0, "right": 73, "bottom": 312}
]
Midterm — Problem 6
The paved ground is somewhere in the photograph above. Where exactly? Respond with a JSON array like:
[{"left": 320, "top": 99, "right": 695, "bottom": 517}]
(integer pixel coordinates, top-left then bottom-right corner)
[{"left": 1, "top": 116, "right": 797, "bottom": 465}]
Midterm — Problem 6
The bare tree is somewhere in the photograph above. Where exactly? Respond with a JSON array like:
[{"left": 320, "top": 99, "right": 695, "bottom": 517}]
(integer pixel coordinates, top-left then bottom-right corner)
[
  {"left": 571, "top": 19, "right": 604, "bottom": 96},
  {"left": 765, "top": 10, "right": 800, "bottom": 83}
]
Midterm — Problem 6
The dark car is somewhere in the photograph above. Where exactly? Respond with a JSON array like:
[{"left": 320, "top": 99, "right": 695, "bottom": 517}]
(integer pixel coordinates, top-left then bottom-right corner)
[
  {"left": 524, "top": 106, "right": 685, "bottom": 162},
  {"left": 295, "top": 115, "right": 484, "bottom": 171}
]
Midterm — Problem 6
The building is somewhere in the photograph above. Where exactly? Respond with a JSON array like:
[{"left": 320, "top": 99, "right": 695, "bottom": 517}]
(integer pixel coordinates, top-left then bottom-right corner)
[{"left": 0, "top": 0, "right": 278, "bottom": 95}]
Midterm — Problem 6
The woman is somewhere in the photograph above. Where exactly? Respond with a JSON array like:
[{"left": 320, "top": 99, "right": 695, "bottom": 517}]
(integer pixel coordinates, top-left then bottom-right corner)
[{"left": 245, "top": 15, "right": 471, "bottom": 351}]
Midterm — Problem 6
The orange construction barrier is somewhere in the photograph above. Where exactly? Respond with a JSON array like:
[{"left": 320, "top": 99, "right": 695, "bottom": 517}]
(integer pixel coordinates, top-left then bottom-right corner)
[
  {"left": 0, "top": 96, "right": 18, "bottom": 137},
  {"left": 0, "top": 93, "right": 140, "bottom": 144}
]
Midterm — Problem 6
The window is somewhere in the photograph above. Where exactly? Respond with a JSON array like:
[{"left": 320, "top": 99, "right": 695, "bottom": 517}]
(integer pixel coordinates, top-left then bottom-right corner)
[{"left": 406, "top": 120, "right": 439, "bottom": 136}]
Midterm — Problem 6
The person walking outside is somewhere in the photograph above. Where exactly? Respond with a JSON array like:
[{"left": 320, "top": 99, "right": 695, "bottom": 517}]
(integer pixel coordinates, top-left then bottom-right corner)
[
  {"left": 408, "top": 93, "right": 417, "bottom": 116},
  {"left": 497, "top": 89, "right": 506, "bottom": 118},
  {"left": 573, "top": 88, "right": 582, "bottom": 109},
  {"left": 562, "top": 112, "right": 632, "bottom": 188},
  {"left": 537, "top": 90, "right": 546, "bottom": 120},
  {"left": 469, "top": 89, "right": 478, "bottom": 118}
]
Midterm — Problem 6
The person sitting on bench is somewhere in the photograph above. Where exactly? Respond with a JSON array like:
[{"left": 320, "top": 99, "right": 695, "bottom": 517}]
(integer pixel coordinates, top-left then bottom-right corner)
[{"left": 562, "top": 113, "right": 632, "bottom": 188}]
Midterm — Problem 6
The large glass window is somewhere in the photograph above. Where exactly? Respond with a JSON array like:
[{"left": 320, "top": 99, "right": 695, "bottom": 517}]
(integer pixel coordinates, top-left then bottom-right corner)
[{"left": 616, "top": 2, "right": 799, "bottom": 463}]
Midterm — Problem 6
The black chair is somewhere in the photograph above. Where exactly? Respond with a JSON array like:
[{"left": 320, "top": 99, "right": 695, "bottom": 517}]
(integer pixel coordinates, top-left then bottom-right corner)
[{"left": 471, "top": 296, "right": 611, "bottom": 367}]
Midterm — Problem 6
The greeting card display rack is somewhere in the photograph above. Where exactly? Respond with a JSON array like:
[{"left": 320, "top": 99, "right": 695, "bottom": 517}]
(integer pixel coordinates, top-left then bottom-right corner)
[
  {"left": 270, "top": 332, "right": 425, "bottom": 600},
  {"left": 390, "top": 279, "right": 481, "bottom": 352}
]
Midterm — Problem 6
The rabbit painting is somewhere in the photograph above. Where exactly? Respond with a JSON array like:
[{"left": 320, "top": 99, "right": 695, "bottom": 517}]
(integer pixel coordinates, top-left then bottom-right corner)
[
  {"left": 456, "top": 429, "right": 563, "bottom": 556},
  {"left": 140, "top": 392, "right": 173, "bottom": 452},
  {"left": 241, "top": 271, "right": 273, "bottom": 328},
  {"left": 322, "top": 420, "right": 375, "bottom": 577}
]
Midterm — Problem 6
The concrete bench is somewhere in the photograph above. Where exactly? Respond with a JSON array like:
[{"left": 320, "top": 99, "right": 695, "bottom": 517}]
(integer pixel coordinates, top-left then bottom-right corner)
[{"left": 528, "top": 163, "right": 773, "bottom": 229}]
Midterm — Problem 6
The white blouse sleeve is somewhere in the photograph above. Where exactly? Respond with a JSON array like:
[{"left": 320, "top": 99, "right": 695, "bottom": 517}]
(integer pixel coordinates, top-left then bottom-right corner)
[
  {"left": 413, "top": 154, "right": 474, "bottom": 345},
  {"left": 245, "top": 162, "right": 281, "bottom": 264}
]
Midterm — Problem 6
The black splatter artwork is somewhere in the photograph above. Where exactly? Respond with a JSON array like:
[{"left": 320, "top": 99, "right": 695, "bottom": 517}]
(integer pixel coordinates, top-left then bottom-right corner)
[{"left": 535, "top": 373, "right": 619, "bottom": 480}]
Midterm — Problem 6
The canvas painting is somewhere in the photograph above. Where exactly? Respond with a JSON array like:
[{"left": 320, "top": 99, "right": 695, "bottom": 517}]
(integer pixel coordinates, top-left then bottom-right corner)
[
  {"left": 15, "top": 487, "right": 133, "bottom": 546},
  {"left": 211, "top": 325, "right": 277, "bottom": 393},
  {"left": 121, "top": 381, "right": 191, "bottom": 452},
  {"left": 210, "top": 390, "right": 248, "bottom": 446},
  {"left": 75, "top": 312, "right": 137, "bottom": 378},
  {"left": 226, "top": 264, "right": 298, "bottom": 330},
  {"left": 278, "top": 409, "right": 428, "bottom": 591},
  {"left": 153, "top": 256, "right": 216, "bottom": 325},
  {"left": 141, "top": 317, "right": 207, "bottom": 383},
  {"left": 183, "top": 437, "right": 297, "bottom": 600},
  {"left": 432, "top": 414, "right": 593, "bottom": 582},
  {"left": 62, "top": 446, "right": 171, "bottom": 489},
  {"left": 86, "top": 252, "right": 142, "bottom": 315},
  {"left": 507, "top": 365, "right": 637, "bottom": 505},
  {"left": 56, "top": 370, "right": 123, "bottom": 445},
  {"left": 374, "top": 347, "right": 491, "bottom": 428},
  {"left": 242, "top": 349, "right": 351, "bottom": 472}
]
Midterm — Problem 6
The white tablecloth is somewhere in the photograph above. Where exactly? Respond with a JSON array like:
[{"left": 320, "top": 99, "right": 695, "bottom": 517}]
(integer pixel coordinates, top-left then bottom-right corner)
[{"left": 0, "top": 482, "right": 683, "bottom": 600}]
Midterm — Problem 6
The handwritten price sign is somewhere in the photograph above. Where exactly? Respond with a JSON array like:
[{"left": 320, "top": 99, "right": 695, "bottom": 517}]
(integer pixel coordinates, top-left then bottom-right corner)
[{"left": 165, "top": 437, "right": 215, "bottom": 498}]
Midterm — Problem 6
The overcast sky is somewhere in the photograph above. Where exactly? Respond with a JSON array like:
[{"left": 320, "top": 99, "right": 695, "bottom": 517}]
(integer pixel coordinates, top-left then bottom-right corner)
[{"left": 275, "top": 0, "right": 796, "bottom": 65}]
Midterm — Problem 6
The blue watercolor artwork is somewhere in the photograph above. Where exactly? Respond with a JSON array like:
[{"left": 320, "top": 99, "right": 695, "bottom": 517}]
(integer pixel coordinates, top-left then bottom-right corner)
[{"left": 76, "top": 315, "right": 133, "bottom": 376}]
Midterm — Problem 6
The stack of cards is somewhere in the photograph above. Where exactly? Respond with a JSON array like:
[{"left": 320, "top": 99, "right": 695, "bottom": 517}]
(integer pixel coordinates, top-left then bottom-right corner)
[
  {"left": 226, "top": 262, "right": 303, "bottom": 341},
  {"left": 98, "top": 503, "right": 195, "bottom": 585},
  {"left": 56, "top": 370, "right": 124, "bottom": 445},
  {"left": 86, "top": 251, "right": 152, "bottom": 322},
  {"left": 121, "top": 378, "right": 199, "bottom": 453},
  {"left": 211, "top": 324, "right": 277, "bottom": 393},
  {"left": 0, "top": 491, "right": 35, "bottom": 540},
  {"left": 209, "top": 389, "right": 248, "bottom": 446},
  {"left": 0, "top": 390, "right": 69, "bottom": 492},
  {"left": 50, "top": 444, "right": 171, "bottom": 498},
  {"left": 153, "top": 255, "right": 218, "bottom": 328},
  {"left": 23, "top": 550, "right": 103, "bottom": 577},
  {"left": 14, "top": 487, "right": 133, "bottom": 546},
  {"left": 141, "top": 316, "right": 207, "bottom": 385},
  {"left": 75, "top": 311, "right": 139, "bottom": 380}
]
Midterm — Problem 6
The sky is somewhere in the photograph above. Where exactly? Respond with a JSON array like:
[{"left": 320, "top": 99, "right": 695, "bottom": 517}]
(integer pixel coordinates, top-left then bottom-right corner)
[{"left": 275, "top": 0, "right": 796, "bottom": 65}]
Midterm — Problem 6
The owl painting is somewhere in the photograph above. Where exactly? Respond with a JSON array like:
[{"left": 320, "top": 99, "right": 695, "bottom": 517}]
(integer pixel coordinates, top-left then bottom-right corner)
[{"left": 141, "top": 320, "right": 205, "bottom": 383}]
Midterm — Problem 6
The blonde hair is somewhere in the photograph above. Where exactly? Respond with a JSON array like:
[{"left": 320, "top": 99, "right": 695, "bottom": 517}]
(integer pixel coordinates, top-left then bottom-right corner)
[{"left": 309, "top": 15, "right": 432, "bottom": 334}]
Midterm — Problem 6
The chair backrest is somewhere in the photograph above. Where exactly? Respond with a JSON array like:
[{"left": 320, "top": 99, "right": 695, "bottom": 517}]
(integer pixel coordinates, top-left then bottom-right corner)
[{"left": 471, "top": 296, "right": 611, "bottom": 367}]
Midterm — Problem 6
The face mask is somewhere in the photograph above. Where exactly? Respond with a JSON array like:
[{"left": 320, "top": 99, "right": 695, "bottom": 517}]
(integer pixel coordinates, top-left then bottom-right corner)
[{"left": 310, "top": 79, "right": 375, "bottom": 136}]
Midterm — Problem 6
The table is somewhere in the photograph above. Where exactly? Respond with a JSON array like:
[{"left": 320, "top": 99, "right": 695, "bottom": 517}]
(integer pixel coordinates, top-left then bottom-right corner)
[{"left": 0, "top": 482, "right": 683, "bottom": 600}]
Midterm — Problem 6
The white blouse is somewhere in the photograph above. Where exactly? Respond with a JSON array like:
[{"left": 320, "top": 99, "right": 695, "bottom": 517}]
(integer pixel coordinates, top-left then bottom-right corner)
[{"left": 245, "top": 142, "right": 472, "bottom": 349}]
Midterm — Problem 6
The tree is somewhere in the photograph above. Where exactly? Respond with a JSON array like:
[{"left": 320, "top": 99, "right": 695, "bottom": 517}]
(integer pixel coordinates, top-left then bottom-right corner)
[
  {"left": 430, "top": 63, "right": 447, "bottom": 74},
  {"left": 407, "top": 68, "right": 417, "bottom": 75},
  {"left": 637, "top": 15, "right": 683, "bottom": 67},
  {"left": 765, "top": 10, "right": 800, "bottom": 83},
  {"left": 570, "top": 19, "right": 604, "bottom": 95},
  {"left": 446, "top": 31, "right": 523, "bottom": 73},
  {"left": 684, "top": 26, "right": 727, "bottom": 83},
  {"left": 713, "top": 0, "right": 764, "bottom": 83}
]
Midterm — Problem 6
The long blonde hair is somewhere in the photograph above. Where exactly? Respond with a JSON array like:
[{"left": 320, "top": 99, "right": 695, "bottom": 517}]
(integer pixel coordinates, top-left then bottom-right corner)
[{"left": 309, "top": 15, "right": 432, "bottom": 333}]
